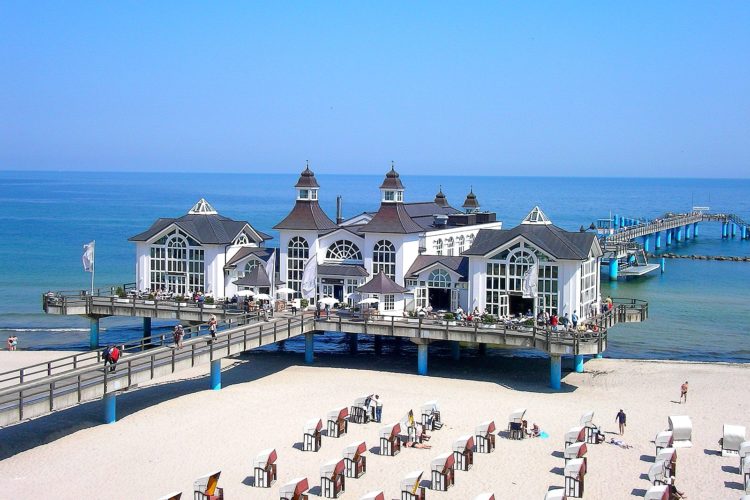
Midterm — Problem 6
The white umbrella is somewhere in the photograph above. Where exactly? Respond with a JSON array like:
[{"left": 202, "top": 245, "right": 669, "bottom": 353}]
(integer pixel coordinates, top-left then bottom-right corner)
[
  {"left": 318, "top": 297, "right": 339, "bottom": 306},
  {"left": 358, "top": 297, "right": 379, "bottom": 305},
  {"left": 236, "top": 290, "right": 255, "bottom": 297},
  {"left": 254, "top": 293, "right": 272, "bottom": 301},
  {"left": 275, "top": 287, "right": 296, "bottom": 295}
]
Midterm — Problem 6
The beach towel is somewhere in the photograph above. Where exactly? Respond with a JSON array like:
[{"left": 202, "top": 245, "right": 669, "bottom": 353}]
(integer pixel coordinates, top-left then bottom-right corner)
[{"left": 539, "top": 431, "right": 550, "bottom": 439}]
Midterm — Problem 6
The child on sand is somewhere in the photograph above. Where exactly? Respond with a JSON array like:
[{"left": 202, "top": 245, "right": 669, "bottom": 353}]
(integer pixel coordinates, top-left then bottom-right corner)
[{"left": 680, "top": 381, "right": 688, "bottom": 403}]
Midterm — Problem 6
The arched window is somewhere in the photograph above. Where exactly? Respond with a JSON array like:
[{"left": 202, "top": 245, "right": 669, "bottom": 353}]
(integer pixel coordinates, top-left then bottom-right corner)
[
  {"left": 445, "top": 237, "right": 454, "bottom": 256},
  {"left": 244, "top": 259, "right": 260, "bottom": 276},
  {"left": 287, "top": 237, "right": 309, "bottom": 295},
  {"left": 508, "top": 250, "right": 535, "bottom": 292},
  {"left": 427, "top": 268, "right": 451, "bottom": 288},
  {"left": 149, "top": 229, "right": 204, "bottom": 294},
  {"left": 467, "top": 234, "right": 475, "bottom": 248},
  {"left": 434, "top": 239, "right": 443, "bottom": 256},
  {"left": 456, "top": 235, "right": 465, "bottom": 254},
  {"left": 234, "top": 233, "right": 250, "bottom": 245},
  {"left": 372, "top": 240, "right": 396, "bottom": 279},
  {"left": 325, "top": 240, "right": 362, "bottom": 261}
]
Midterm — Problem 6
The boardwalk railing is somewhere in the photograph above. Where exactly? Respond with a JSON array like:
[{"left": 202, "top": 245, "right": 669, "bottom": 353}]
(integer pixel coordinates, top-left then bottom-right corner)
[{"left": 606, "top": 213, "right": 704, "bottom": 243}]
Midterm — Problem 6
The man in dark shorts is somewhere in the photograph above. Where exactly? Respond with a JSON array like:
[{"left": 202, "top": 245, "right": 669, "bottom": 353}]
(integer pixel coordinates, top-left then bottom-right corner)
[
  {"left": 680, "top": 381, "right": 688, "bottom": 403},
  {"left": 615, "top": 409, "right": 626, "bottom": 435}
]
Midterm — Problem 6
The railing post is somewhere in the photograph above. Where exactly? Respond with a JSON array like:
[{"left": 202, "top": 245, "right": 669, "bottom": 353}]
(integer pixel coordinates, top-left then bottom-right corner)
[
  {"left": 49, "top": 381, "right": 54, "bottom": 411},
  {"left": 150, "top": 354, "right": 155, "bottom": 378},
  {"left": 418, "top": 317, "right": 422, "bottom": 339},
  {"left": 273, "top": 321, "right": 277, "bottom": 343},
  {"left": 391, "top": 316, "right": 395, "bottom": 337}
]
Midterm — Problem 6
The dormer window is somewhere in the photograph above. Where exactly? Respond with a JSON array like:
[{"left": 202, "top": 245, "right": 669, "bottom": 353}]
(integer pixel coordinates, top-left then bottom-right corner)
[
  {"left": 297, "top": 188, "right": 319, "bottom": 200},
  {"left": 384, "top": 191, "right": 395, "bottom": 202},
  {"left": 311, "top": 189, "right": 318, "bottom": 200}
]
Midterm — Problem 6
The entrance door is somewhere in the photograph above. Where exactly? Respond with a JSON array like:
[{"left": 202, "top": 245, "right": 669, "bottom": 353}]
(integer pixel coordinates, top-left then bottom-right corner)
[
  {"left": 333, "top": 285, "right": 344, "bottom": 302},
  {"left": 167, "top": 274, "right": 186, "bottom": 294},
  {"left": 416, "top": 287, "right": 428, "bottom": 310},
  {"left": 497, "top": 294, "right": 509, "bottom": 317},
  {"left": 450, "top": 289, "right": 459, "bottom": 312},
  {"left": 322, "top": 284, "right": 335, "bottom": 299},
  {"left": 428, "top": 288, "right": 451, "bottom": 311},
  {"left": 509, "top": 294, "right": 534, "bottom": 316}
]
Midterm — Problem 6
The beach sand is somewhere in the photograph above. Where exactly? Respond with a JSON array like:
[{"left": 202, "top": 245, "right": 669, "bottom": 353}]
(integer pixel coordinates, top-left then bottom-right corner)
[{"left": 0, "top": 348, "right": 748, "bottom": 499}]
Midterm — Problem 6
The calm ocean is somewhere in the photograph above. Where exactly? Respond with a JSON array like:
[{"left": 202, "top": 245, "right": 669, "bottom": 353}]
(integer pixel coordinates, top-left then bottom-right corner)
[{"left": 1, "top": 171, "right": 749, "bottom": 362}]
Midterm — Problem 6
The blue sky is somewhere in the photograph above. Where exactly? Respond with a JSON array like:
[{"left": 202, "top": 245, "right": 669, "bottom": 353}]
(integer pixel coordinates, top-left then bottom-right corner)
[{"left": 1, "top": 2, "right": 748, "bottom": 177}]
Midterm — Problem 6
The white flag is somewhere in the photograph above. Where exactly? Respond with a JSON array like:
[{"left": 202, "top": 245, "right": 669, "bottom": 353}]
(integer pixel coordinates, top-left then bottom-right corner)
[
  {"left": 301, "top": 253, "right": 317, "bottom": 299},
  {"left": 265, "top": 249, "right": 276, "bottom": 288},
  {"left": 82, "top": 241, "right": 95, "bottom": 272},
  {"left": 522, "top": 262, "right": 538, "bottom": 299}
]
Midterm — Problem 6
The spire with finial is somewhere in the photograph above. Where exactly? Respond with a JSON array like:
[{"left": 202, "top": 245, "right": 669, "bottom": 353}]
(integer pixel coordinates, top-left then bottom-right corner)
[
  {"left": 379, "top": 161, "right": 405, "bottom": 203},
  {"left": 462, "top": 186, "right": 480, "bottom": 213},
  {"left": 434, "top": 185, "right": 449, "bottom": 207}
]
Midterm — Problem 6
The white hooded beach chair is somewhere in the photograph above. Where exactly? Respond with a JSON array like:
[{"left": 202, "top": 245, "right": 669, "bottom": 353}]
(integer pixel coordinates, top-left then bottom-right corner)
[
  {"left": 544, "top": 489, "right": 566, "bottom": 500},
  {"left": 400, "top": 470, "right": 425, "bottom": 500},
  {"left": 401, "top": 411, "right": 418, "bottom": 442},
  {"left": 360, "top": 492, "right": 384, "bottom": 500},
  {"left": 654, "top": 430, "right": 673, "bottom": 455},
  {"left": 343, "top": 440, "right": 367, "bottom": 478},
  {"left": 253, "top": 448, "right": 278, "bottom": 488},
  {"left": 723, "top": 425, "right": 747, "bottom": 456},
  {"left": 474, "top": 494, "right": 495, "bottom": 500},
  {"left": 430, "top": 452, "right": 456, "bottom": 491},
  {"left": 643, "top": 485, "right": 669, "bottom": 500},
  {"left": 421, "top": 400, "right": 442, "bottom": 430},
  {"left": 508, "top": 408, "right": 526, "bottom": 439},
  {"left": 475, "top": 420, "right": 497, "bottom": 453},
  {"left": 565, "top": 426, "right": 586, "bottom": 448},
  {"left": 564, "top": 442, "right": 588, "bottom": 467},
  {"left": 668, "top": 415, "right": 693, "bottom": 448},
  {"left": 158, "top": 492, "right": 182, "bottom": 500},
  {"left": 453, "top": 434, "right": 474, "bottom": 471},
  {"left": 564, "top": 458, "right": 586, "bottom": 498},
  {"left": 743, "top": 458, "right": 750, "bottom": 493},
  {"left": 194, "top": 471, "right": 223, "bottom": 500},
  {"left": 350, "top": 395, "right": 371, "bottom": 424},
  {"left": 579, "top": 411, "right": 598, "bottom": 443},
  {"left": 303, "top": 418, "right": 323, "bottom": 452},
  {"left": 740, "top": 441, "right": 750, "bottom": 474},
  {"left": 320, "top": 459, "right": 346, "bottom": 498},
  {"left": 327, "top": 407, "right": 349, "bottom": 438},
  {"left": 379, "top": 422, "right": 401, "bottom": 456},
  {"left": 648, "top": 461, "right": 671, "bottom": 486},
  {"left": 656, "top": 447, "right": 677, "bottom": 477},
  {"left": 280, "top": 477, "right": 310, "bottom": 500}
]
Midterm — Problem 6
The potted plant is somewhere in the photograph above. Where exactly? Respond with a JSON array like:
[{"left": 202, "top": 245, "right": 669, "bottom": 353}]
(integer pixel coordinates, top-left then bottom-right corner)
[
  {"left": 443, "top": 312, "right": 456, "bottom": 326},
  {"left": 300, "top": 298, "right": 309, "bottom": 309}
]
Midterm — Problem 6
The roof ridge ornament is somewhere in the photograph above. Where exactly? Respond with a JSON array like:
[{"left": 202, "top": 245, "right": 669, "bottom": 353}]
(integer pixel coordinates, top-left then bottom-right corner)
[{"left": 188, "top": 198, "right": 218, "bottom": 215}]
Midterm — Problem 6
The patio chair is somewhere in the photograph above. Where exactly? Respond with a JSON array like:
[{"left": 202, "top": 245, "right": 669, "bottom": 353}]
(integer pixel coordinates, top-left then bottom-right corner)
[
  {"left": 280, "top": 477, "right": 310, "bottom": 500},
  {"left": 327, "top": 407, "right": 349, "bottom": 438},
  {"left": 379, "top": 422, "right": 402, "bottom": 456},
  {"left": 564, "top": 426, "right": 586, "bottom": 448},
  {"left": 723, "top": 425, "right": 747, "bottom": 457},
  {"left": 452, "top": 434, "right": 474, "bottom": 471},
  {"left": 648, "top": 461, "right": 671, "bottom": 486},
  {"left": 654, "top": 430, "right": 673, "bottom": 455},
  {"left": 400, "top": 470, "right": 425, "bottom": 500},
  {"left": 740, "top": 441, "right": 750, "bottom": 474},
  {"left": 253, "top": 448, "right": 278, "bottom": 488},
  {"left": 656, "top": 447, "right": 677, "bottom": 477},
  {"left": 543, "top": 489, "right": 567, "bottom": 500},
  {"left": 421, "top": 400, "right": 442, "bottom": 430},
  {"left": 508, "top": 408, "right": 526, "bottom": 440},
  {"left": 430, "top": 452, "right": 455, "bottom": 491},
  {"left": 193, "top": 471, "right": 223, "bottom": 500},
  {"left": 643, "top": 485, "right": 669, "bottom": 500},
  {"left": 668, "top": 415, "right": 693, "bottom": 448},
  {"left": 579, "top": 411, "right": 598, "bottom": 444},
  {"left": 158, "top": 492, "right": 182, "bottom": 500},
  {"left": 564, "top": 442, "right": 587, "bottom": 467},
  {"left": 303, "top": 418, "right": 323, "bottom": 452},
  {"left": 350, "top": 396, "right": 371, "bottom": 424},
  {"left": 475, "top": 420, "right": 496, "bottom": 453},
  {"left": 343, "top": 440, "right": 367, "bottom": 478},
  {"left": 320, "top": 459, "right": 346, "bottom": 498},
  {"left": 360, "top": 492, "right": 385, "bottom": 500},
  {"left": 473, "top": 494, "right": 495, "bottom": 500},
  {"left": 564, "top": 458, "right": 586, "bottom": 498}
]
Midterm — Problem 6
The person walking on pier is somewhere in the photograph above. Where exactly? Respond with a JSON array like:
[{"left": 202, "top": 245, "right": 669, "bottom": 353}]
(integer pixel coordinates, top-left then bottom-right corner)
[
  {"left": 208, "top": 315, "right": 217, "bottom": 341},
  {"left": 615, "top": 409, "right": 627, "bottom": 435},
  {"left": 108, "top": 345, "right": 120, "bottom": 372},
  {"left": 173, "top": 324, "right": 184, "bottom": 349},
  {"left": 680, "top": 381, "right": 689, "bottom": 403},
  {"left": 571, "top": 312, "right": 579, "bottom": 330}
]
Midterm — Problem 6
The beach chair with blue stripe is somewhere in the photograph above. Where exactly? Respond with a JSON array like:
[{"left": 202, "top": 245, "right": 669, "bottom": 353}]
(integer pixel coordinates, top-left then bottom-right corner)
[{"left": 193, "top": 471, "right": 223, "bottom": 500}]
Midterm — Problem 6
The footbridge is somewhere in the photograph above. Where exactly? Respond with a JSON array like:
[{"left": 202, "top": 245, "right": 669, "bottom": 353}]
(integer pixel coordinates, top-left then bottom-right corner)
[{"left": 3, "top": 299, "right": 646, "bottom": 428}]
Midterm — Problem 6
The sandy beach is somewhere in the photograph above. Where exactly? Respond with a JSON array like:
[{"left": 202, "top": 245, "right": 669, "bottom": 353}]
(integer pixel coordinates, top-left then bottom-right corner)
[{"left": 0, "top": 348, "right": 748, "bottom": 499}]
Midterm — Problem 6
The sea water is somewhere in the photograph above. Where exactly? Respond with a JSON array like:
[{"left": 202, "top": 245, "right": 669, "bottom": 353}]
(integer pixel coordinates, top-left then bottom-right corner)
[{"left": 1, "top": 171, "right": 749, "bottom": 361}]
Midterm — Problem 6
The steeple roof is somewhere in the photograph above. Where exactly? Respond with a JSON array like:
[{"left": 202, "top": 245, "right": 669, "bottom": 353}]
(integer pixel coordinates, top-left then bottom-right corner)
[
  {"left": 434, "top": 186, "right": 449, "bottom": 208},
  {"left": 274, "top": 164, "right": 337, "bottom": 231},
  {"left": 357, "top": 271, "right": 408, "bottom": 294},
  {"left": 462, "top": 188, "right": 480, "bottom": 209},
  {"left": 295, "top": 162, "right": 320, "bottom": 188},
  {"left": 379, "top": 163, "right": 405, "bottom": 190}
]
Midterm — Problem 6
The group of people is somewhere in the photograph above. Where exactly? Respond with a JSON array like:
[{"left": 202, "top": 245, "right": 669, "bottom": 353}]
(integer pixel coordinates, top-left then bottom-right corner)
[
  {"left": 102, "top": 345, "right": 121, "bottom": 372},
  {"left": 6, "top": 335, "right": 18, "bottom": 351}
]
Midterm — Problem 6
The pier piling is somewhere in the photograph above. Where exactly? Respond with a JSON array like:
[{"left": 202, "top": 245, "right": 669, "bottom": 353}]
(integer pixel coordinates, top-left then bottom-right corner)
[
  {"left": 655, "top": 231, "right": 662, "bottom": 250},
  {"left": 89, "top": 317, "right": 100, "bottom": 349},
  {"left": 608, "top": 259, "right": 619, "bottom": 281},
  {"left": 451, "top": 342, "right": 461, "bottom": 361},
  {"left": 550, "top": 355, "right": 562, "bottom": 390},
  {"left": 348, "top": 333, "right": 358, "bottom": 354},
  {"left": 104, "top": 392, "right": 116, "bottom": 424},
  {"left": 143, "top": 317, "right": 151, "bottom": 346},
  {"left": 574, "top": 355, "right": 584, "bottom": 373},
  {"left": 305, "top": 332, "right": 314, "bottom": 364},
  {"left": 210, "top": 359, "right": 221, "bottom": 390},
  {"left": 415, "top": 341, "right": 429, "bottom": 376}
]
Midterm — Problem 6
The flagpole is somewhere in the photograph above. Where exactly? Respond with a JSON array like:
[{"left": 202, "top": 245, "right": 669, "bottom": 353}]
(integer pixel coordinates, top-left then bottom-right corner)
[{"left": 91, "top": 240, "right": 95, "bottom": 295}]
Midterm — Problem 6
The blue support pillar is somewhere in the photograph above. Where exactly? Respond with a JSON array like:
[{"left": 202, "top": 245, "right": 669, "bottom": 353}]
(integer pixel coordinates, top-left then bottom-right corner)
[
  {"left": 89, "top": 317, "right": 100, "bottom": 349},
  {"left": 574, "top": 355, "right": 584, "bottom": 373},
  {"left": 210, "top": 359, "right": 221, "bottom": 390},
  {"left": 550, "top": 355, "right": 562, "bottom": 390},
  {"left": 305, "top": 332, "right": 314, "bottom": 364},
  {"left": 666, "top": 229, "right": 673, "bottom": 246},
  {"left": 660, "top": 257, "right": 666, "bottom": 274},
  {"left": 104, "top": 392, "right": 116, "bottom": 424},
  {"left": 613, "top": 214, "right": 619, "bottom": 229},
  {"left": 608, "top": 259, "right": 619, "bottom": 281},
  {"left": 642, "top": 235, "right": 651, "bottom": 253},
  {"left": 417, "top": 343, "right": 428, "bottom": 376},
  {"left": 655, "top": 231, "right": 662, "bottom": 250},
  {"left": 596, "top": 352, "right": 603, "bottom": 359},
  {"left": 676, "top": 226, "right": 684, "bottom": 242},
  {"left": 731, "top": 223, "right": 737, "bottom": 238},
  {"left": 478, "top": 343, "right": 487, "bottom": 356},
  {"left": 693, "top": 222, "right": 699, "bottom": 237},
  {"left": 349, "top": 333, "right": 358, "bottom": 354},
  {"left": 451, "top": 342, "right": 461, "bottom": 361},
  {"left": 722, "top": 222, "right": 728, "bottom": 238},
  {"left": 143, "top": 317, "right": 152, "bottom": 344}
]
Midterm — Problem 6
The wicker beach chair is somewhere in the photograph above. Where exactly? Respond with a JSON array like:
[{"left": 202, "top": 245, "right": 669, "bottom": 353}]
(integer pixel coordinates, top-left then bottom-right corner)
[
  {"left": 564, "top": 458, "right": 586, "bottom": 498},
  {"left": 359, "top": 491, "right": 385, "bottom": 500},
  {"left": 743, "top": 458, "right": 750, "bottom": 493},
  {"left": 158, "top": 492, "right": 182, "bottom": 500},
  {"left": 343, "top": 440, "right": 367, "bottom": 478},
  {"left": 452, "top": 434, "right": 474, "bottom": 471},
  {"left": 579, "top": 411, "right": 598, "bottom": 444},
  {"left": 564, "top": 442, "right": 587, "bottom": 467},
  {"left": 253, "top": 448, "right": 278, "bottom": 488},
  {"left": 740, "top": 441, "right": 750, "bottom": 474},
  {"left": 474, "top": 494, "right": 495, "bottom": 500},
  {"left": 668, "top": 415, "right": 693, "bottom": 448},
  {"left": 647, "top": 461, "right": 671, "bottom": 486},
  {"left": 723, "top": 425, "right": 747, "bottom": 456},
  {"left": 326, "top": 407, "right": 349, "bottom": 438},
  {"left": 421, "top": 400, "right": 442, "bottom": 430},
  {"left": 565, "top": 426, "right": 586, "bottom": 448},
  {"left": 475, "top": 420, "right": 496, "bottom": 453},
  {"left": 654, "top": 430, "right": 673, "bottom": 455},
  {"left": 303, "top": 418, "right": 323, "bottom": 452},
  {"left": 379, "top": 422, "right": 401, "bottom": 456},
  {"left": 544, "top": 489, "right": 567, "bottom": 500},
  {"left": 279, "top": 477, "right": 309, "bottom": 500},
  {"left": 350, "top": 396, "right": 371, "bottom": 424},
  {"left": 193, "top": 471, "right": 223, "bottom": 500},
  {"left": 643, "top": 485, "right": 669, "bottom": 500},
  {"left": 400, "top": 470, "right": 425, "bottom": 500},
  {"left": 508, "top": 408, "right": 526, "bottom": 439},
  {"left": 430, "top": 452, "right": 455, "bottom": 491},
  {"left": 656, "top": 447, "right": 677, "bottom": 477},
  {"left": 320, "top": 459, "right": 345, "bottom": 498}
]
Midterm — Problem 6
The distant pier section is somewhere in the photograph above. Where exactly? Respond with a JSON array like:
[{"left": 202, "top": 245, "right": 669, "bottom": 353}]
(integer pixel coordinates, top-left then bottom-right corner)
[{"left": 596, "top": 208, "right": 749, "bottom": 280}]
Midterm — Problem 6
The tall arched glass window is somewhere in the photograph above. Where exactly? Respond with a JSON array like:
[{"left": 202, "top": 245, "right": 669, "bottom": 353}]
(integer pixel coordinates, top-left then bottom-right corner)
[
  {"left": 149, "top": 228, "right": 203, "bottom": 294},
  {"left": 325, "top": 240, "right": 362, "bottom": 261},
  {"left": 372, "top": 240, "right": 396, "bottom": 279},
  {"left": 434, "top": 239, "right": 443, "bottom": 255},
  {"left": 287, "top": 237, "right": 309, "bottom": 295},
  {"left": 457, "top": 235, "right": 465, "bottom": 254},
  {"left": 244, "top": 259, "right": 260, "bottom": 276},
  {"left": 508, "top": 250, "right": 535, "bottom": 292},
  {"left": 427, "top": 268, "right": 451, "bottom": 288},
  {"left": 445, "top": 237, "right": 454, "bottom": 256}
]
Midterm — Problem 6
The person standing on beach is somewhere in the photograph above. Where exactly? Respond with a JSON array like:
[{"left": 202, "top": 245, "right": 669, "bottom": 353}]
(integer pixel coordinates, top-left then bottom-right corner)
[
  {"left": 208, "top": 315, "right": 217, "bottom": 341},
  {"left": 7, "top": 335, "right": 18, "bottom": 351},
  {"left": 680, "top": 381, "right": 688, "bottom": 403},
  {"left": 374, "top": 395, "right": 383, "bottom": 423},
  {"left": 615, "top": 409, "right": 627, "bottom": 435}
]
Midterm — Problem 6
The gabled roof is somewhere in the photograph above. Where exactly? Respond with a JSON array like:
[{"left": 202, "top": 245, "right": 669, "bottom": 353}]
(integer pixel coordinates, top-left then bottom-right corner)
[
  {"left": 233, "top": 265, "right": 271, "bottom": 287},
  {"left": 360, "top": 203, "right": 425, "bottom": 234},
  {"left": 318, "top": 263, "right": 369, "bottom": 277},
  {"left": 463, "top": 225, "right": 599, "bottom": 260},
  {"left": 522, "top": 206, "right": 551, "bottom": 225},
  {"left": 357, "top": 272, "right": 408, "bottom": 294},
  {"left": 129, "top": 200, "right": 267, "bottom": 245},
  {"left": 405, "top": 255, "right": 469, "bottom": 281},
  {"left": 273, "top": 201, "right": 338, "bottom": 231},
  {"left": 225, "top": 247, "right": 275, "bottom": 269}
]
